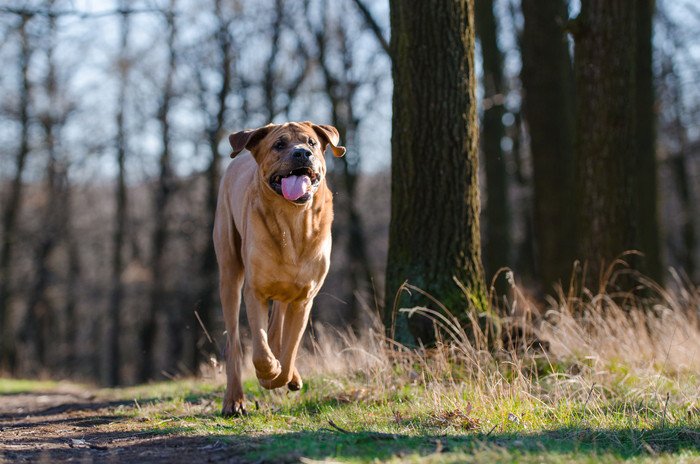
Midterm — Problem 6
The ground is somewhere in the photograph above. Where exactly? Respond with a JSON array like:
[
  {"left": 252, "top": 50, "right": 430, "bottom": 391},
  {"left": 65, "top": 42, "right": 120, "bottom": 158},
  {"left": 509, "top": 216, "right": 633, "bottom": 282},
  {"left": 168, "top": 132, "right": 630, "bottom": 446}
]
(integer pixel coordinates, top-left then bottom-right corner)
[
  {"left": 1, "top": 373, "right": 699, "bottom": 463},
  {"left": 2, "top": 285, "right": 700, "bottom": 463}
]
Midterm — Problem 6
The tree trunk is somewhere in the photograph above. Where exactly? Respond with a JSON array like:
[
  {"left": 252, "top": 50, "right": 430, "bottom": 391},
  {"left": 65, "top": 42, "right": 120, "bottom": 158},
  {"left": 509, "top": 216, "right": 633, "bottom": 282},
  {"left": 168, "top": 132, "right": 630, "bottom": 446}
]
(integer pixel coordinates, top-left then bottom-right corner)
[
  {"left": 19, "top": 8, "right": 67, "bottom": 373},
  {"left": 634, "top": 0, "right": 662, "bottom": 282},
  {"left": 385, "top": 0, "right": 487, "bottom": 344},
  {"left": 0, "top": 16, "right": 32, "bottom": 372},
  {"left": 263, "top": 0, "right": 283, "bottom": 122},
  {"left": 314, "top": 3, "right": 376, "bottom": 332},
  {"left": 193, "top": 0, "right": 232, "bottom": 371},
  {"left": 573, "top": 1, "right": 637, "bottom": 289},
  {"left": 103, "top": 7, "right": 130, "bottom": 386},
  {"left": 663, "top": 54, "right": 697, "bottom": 282},
  {"left": 520, "top": 0, "right": 576, "bottom": 292},
  {"left": 140, "top": 3, "right": 177, "bottom": 382},
  {"left": 475, "top": 0, "right": 511, "bottom": 282}
]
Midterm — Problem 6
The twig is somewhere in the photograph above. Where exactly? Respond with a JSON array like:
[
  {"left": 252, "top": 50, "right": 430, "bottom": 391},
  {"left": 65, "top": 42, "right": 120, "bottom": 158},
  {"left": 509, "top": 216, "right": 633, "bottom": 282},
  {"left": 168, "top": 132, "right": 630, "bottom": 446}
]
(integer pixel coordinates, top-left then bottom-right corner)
[
  {"left": 194, "top": 310, "right": 213, "bottom": 344},
  {"left": 328, "top": 419, "right": 351, "bottom": 434},
  {"left": 326, "top": 419, "right": 397, "bottom": 440},
  {"left": 662, "top": 392, "right": 670, "bottom": 428},
  {"left": 0, "top": 6, "right": 166, "bottom": 18},
  {"left": 349, "top": 0, "right": 391, "bottom": 58},
  {"left": 486, "top": 423, "right": 498, "bottom": 437}
]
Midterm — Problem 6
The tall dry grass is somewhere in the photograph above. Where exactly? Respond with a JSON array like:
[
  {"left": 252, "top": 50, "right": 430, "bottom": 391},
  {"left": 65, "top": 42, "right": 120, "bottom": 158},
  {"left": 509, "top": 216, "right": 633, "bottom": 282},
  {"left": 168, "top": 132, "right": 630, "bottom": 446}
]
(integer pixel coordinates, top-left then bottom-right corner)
[{"left": 288, "top": 263, "right": 700, "bottom": 422}]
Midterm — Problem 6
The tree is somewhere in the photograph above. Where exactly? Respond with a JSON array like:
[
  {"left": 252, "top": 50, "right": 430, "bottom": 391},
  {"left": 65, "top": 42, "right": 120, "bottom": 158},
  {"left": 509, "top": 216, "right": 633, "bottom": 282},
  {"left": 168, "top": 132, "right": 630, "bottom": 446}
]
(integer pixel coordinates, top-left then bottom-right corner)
[
  {"left": 634, "top": 0, "right": 662, "bottom": 281},
  {"left": 103, "top": 5, "right": 130, "bottom": 386},
  {"left": 140, "top": 1, "right": 177, "bottom": 382},
  {"left": 19, "top": 7, "right": 72, "bottom": 372},
  {"left": 573, "top": 1, "right": 638, "bottom": 288},
  {"left": 193, "top": 0, "right": 235, "bottom": 371},
  {"left": 520, "top": 0, "right": 575, "bottom": 291},
  {"left": 385, "top": 0, "right": 487, "bottom": 344},
  {"left": 313, "top": 0, "right": 376, "bottom": 331},
  {"left": 0, "top": 14, "right": 32, "bottom": 371},
  {"left": 475, "top": 0, "right": 511, "bottom": 282}
]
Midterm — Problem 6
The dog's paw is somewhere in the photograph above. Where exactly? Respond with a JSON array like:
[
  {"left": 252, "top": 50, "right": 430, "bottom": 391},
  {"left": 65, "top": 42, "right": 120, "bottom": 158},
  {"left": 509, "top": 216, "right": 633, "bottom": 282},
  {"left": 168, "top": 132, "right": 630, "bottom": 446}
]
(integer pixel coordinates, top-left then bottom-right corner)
[
  {"left": 253, "top": 357, "right": 282, "bottom": 381},
  {"left": 287, "top": 368, "right": 303, "bottom": 391},
  {"left": 221, "top": 399, "right": 247, "bottom": 417},
  {"left": 258, "top": 374, "right": 288, "bottom": 390}
]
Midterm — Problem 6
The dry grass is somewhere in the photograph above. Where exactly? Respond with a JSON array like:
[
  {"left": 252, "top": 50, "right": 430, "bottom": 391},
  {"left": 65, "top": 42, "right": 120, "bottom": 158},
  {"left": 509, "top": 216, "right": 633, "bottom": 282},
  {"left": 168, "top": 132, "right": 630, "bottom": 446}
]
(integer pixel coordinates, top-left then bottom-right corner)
[
  {"left": 289, "top": 263, "right": 700, "bottom": 435},
  {"left": 40, "top": 264, "right": 695, "bottom": 462}
]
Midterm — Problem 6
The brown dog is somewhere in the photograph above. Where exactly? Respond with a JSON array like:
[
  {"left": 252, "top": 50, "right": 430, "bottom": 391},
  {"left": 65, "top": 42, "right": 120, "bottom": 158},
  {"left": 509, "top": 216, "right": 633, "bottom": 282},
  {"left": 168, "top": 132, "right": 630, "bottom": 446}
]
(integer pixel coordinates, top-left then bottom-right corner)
[{"left": 213, "top": 121, "right": 345, "bottom": 416}]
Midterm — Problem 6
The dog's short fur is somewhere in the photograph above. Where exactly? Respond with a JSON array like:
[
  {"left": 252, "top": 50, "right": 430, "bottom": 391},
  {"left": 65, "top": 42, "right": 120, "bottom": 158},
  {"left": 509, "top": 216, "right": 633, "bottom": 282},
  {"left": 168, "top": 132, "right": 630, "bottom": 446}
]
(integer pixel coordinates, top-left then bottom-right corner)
[{"left": 213, "top": 121, "right": 345, "bottom": 416}]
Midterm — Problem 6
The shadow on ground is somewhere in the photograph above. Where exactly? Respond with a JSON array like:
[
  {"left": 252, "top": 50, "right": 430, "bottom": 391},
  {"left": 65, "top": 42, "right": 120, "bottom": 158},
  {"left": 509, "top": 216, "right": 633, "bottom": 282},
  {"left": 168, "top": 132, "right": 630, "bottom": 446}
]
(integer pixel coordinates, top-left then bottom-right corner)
[{"left": 1, "top": 390, "right": 699, "bottom": 463}]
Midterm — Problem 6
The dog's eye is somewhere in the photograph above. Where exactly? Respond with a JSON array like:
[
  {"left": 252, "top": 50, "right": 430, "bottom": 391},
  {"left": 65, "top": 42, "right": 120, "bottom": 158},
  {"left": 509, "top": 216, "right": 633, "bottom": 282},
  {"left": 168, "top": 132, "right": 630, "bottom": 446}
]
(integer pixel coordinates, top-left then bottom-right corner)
[
  {"left": 274, "top": 140, "right": 286, "bottom": 150},
  {"left": 308, "top": 138, "right": 317, "bottom": 147}
]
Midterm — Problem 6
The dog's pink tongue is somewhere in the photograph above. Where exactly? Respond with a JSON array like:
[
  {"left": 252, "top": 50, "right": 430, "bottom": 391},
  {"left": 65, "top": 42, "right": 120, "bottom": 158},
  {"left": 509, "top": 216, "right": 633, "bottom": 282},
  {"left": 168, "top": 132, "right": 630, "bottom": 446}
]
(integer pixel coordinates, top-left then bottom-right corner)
[{"left": 281, "top": 175, "right": 311, "bottom": 201}]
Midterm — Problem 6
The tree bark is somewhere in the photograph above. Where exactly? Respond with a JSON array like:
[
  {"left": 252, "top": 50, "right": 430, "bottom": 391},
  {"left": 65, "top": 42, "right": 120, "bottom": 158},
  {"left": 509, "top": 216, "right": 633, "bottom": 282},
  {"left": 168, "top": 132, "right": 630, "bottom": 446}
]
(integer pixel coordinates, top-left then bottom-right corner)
[
  {"left": 475, "top": 0, "right": 511, "bottom": 282},
  {"left": 385, "top": 0, "right": 487, "bottom": 344},
  {"left": 573, "top": 1, "right": 637, "bottom": 289},
  {"left": 0, "top": 15, "right": 32, "bottom": 371},
  {"left": 520, "top": 0, "right": 576, "bottom": 291},
  {"left": 634, "top": 0, "right": 662, "bottom": 282}
]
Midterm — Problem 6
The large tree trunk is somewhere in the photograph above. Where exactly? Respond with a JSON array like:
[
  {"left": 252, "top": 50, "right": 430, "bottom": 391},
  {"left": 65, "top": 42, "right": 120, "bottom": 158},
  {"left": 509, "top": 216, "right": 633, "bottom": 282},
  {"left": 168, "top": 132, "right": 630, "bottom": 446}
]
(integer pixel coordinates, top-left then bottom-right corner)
[
  {"left": 385, "top": 0, "right": 487, "bottom": 344},
  {"left": 103, "top": 7, "right": 130, "bottom": 386},
  {"left": 140, "top": 3, "right": 177, "bottom": 382},
  {"left": 475, "top": 0, "right": 511, "bottom": 282},
  {"left": 634, "top": 0, "right": 662, "bottom": 282},
  {"left": 0, "top": 16, "right": 32, "bottom": 372},
  {"left": 520, "top": 0, "right": 576, "bottom": 292},
  {"left": 573, "top": 1, "right": 637, "bottom": 289}
]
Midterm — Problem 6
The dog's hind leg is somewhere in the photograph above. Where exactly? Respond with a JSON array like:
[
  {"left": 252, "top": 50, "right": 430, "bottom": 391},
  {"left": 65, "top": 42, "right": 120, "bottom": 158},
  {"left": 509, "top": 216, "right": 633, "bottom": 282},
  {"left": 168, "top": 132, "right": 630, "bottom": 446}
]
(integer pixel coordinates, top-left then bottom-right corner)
[
  {"left": 219, "top": 267, "right": 244, "bottom": 416},
  {"left": 214, "top": 200, "right": 246, "bottom": 416}
]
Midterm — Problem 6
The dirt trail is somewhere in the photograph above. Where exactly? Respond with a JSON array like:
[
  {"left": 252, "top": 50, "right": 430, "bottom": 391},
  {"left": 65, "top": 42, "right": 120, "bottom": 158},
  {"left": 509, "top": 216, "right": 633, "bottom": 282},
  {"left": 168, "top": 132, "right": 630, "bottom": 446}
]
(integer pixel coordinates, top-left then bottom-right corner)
[{"left": 0, "top": 387, "right": 242, "bottom": 463}]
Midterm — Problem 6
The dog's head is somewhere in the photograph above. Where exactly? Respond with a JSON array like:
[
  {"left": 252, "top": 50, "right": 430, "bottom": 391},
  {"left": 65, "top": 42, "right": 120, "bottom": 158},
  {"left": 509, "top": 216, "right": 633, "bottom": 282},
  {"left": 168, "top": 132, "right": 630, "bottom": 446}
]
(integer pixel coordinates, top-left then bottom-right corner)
[{"left": 229, "top": 122, "right": 345, "bottom": 204}]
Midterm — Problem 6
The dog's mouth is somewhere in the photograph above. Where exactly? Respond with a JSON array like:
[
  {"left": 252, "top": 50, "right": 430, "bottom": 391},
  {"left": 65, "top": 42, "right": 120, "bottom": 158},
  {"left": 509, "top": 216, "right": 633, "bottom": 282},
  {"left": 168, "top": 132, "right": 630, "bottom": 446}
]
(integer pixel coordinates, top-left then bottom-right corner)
[{"left": 270, "top": 167, "right": 321, "bottom": 203}]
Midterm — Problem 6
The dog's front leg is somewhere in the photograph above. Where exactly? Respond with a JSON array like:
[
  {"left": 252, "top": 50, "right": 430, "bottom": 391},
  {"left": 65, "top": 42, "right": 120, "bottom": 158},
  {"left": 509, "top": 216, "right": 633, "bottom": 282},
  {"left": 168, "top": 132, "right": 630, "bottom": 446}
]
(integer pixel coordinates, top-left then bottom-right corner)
[
  {"left": 268, "top": 302, "right": 303, "bottom": 391},
  {"left": 260, "top": 299, "right": 312, "bottom": 390},
  {"left": 243, "top": 284, "right": 282, "bottom": 381}
]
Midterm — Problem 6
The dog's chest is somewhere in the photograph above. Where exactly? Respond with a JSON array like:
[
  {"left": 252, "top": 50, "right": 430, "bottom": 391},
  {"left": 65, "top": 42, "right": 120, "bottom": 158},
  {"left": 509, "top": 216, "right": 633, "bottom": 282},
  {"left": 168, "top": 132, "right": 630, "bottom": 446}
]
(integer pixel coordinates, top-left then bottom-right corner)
[{"left": 248, "top": 223, "right": 331, "bottom": 303}]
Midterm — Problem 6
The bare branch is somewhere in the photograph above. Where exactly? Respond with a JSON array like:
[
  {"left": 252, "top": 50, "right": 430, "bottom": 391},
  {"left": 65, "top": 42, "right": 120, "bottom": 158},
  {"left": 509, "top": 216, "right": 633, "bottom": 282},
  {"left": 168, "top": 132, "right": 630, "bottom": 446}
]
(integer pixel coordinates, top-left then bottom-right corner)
[
  {"left": 349, "top": 0, "right": 391, "bottom": 58},
  {"left": 0, "top": 6, "right": 165, "bottom": 19}
]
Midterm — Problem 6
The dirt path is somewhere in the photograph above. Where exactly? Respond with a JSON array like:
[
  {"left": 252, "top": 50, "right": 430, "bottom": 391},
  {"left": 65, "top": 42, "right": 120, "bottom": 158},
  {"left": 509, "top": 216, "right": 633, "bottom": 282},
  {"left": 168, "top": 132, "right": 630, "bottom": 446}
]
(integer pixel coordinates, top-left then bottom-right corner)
[{"left": 0, "top": 387, "right": 243, "bottom": 463}]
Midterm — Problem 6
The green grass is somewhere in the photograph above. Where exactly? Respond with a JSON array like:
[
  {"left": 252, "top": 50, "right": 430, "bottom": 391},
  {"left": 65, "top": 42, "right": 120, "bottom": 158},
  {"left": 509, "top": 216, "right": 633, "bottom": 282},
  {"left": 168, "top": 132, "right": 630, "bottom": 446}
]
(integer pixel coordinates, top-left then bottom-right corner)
[
  {"left": 0, "top": 377, "right": 59, "bottom": 394},
  {"left": 5, "top": 275, "right": 699, "bottom": 462},
  {"left": 105, "top": 366, "right": 699, "bottom": 464}
]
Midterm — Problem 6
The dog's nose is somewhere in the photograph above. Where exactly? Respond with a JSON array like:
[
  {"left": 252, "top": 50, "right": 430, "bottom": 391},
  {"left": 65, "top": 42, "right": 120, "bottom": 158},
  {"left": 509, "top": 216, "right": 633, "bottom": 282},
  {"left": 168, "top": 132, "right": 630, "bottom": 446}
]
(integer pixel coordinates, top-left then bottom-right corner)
[{"left": 292, "top": 148, "right": 312, "bottom": 159}]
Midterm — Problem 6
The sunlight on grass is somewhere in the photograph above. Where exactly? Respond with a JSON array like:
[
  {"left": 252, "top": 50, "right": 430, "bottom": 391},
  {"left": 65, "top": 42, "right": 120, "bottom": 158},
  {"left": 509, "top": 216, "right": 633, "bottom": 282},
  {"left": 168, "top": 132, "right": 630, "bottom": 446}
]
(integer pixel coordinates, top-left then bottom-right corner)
[
  {"left": 7, "top": 270, "right": 697, "bottom": 463},
  {"left": 0, "top": 378, "right": 60, "bottom": 394}
]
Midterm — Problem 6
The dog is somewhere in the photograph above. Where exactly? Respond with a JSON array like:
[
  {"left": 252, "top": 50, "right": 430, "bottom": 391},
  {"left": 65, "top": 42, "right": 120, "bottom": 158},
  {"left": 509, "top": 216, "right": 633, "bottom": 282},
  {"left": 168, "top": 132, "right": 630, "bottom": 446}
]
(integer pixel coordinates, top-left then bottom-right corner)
[{"left": 213, "top": 121, "right": 345, "bottom": 416}]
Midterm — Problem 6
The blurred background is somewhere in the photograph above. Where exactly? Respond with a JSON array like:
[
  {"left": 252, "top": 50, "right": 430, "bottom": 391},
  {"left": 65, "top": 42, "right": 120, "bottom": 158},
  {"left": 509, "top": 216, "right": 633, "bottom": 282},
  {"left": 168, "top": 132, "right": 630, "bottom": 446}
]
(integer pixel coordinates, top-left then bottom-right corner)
[{"left": 0, "top": 0, "right": 698, "bottom": 385}]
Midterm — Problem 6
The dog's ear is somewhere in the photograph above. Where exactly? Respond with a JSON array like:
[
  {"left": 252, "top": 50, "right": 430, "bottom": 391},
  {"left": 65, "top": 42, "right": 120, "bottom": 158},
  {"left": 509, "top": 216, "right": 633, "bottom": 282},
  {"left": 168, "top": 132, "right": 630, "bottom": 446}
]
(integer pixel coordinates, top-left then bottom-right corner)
[
  {"left": 229, "top": 125, "right": 274, "bottom": 158},
  {"left": 309, "top": 123, "right": 346, "bottom": 158}
]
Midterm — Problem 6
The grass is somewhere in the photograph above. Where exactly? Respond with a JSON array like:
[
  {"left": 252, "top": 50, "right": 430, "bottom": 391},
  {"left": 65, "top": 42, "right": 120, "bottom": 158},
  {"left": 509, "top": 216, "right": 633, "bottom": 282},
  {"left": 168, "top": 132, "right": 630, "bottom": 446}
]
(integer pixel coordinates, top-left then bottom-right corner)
[
  {"left": 105, "top": 369, "right": 699, "bottom": 463},
  {"left": 0, "top": 378, "right": 60, "bottom": 394},
  {"left": 4, "top": 266, "right": 700, "bottom": 462}
]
